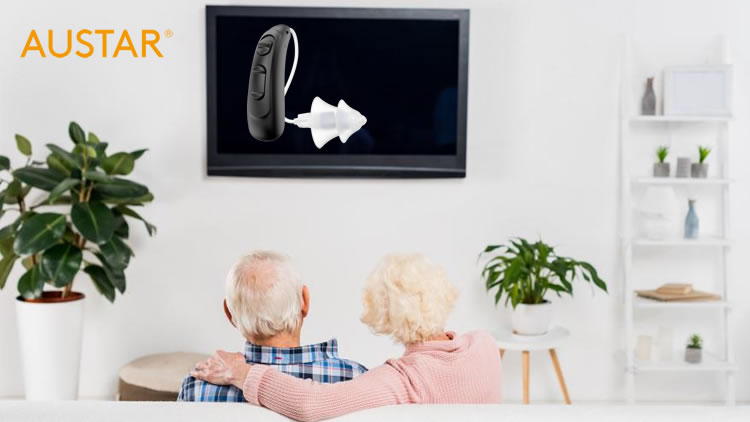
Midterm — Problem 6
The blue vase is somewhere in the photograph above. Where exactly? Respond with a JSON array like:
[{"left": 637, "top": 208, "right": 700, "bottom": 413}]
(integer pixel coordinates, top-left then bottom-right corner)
[{"left": 684, "top": 199, "right": 699, "bottom": 239}]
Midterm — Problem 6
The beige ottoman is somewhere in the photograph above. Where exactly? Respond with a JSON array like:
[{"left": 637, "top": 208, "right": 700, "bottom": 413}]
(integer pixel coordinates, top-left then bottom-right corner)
[{"left": 118, "top": 352, "right": 209, "bottom": 401}]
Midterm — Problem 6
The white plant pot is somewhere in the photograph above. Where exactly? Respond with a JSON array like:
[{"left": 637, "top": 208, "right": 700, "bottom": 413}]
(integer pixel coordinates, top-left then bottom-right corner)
[
  {"left": 511, "top": 301, "right": 553, "bottom": 336},
  {"left": 15, "top": 292, "right": 85, "bottom": 400}
]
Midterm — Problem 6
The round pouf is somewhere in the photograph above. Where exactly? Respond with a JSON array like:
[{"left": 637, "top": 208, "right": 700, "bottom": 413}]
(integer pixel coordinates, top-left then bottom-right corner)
[{"left": 118, "top": 352, "right": 209, "bottom": 401}]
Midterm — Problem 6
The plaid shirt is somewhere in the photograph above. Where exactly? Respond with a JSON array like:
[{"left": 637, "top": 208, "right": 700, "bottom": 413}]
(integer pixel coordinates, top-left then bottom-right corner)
[{"left": 177, "top": 338, "right": 367, "bottom": 402}]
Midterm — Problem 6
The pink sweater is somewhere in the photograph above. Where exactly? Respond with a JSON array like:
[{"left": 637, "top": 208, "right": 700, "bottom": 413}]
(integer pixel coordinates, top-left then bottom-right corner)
[{"left": 242, "top": 331, "right": 502, "bottom": 422}]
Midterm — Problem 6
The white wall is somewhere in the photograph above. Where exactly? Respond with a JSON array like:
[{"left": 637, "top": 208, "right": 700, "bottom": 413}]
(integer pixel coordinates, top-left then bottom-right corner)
[{"left": 0, "top": 0, "right": 748, "bottom": 403}]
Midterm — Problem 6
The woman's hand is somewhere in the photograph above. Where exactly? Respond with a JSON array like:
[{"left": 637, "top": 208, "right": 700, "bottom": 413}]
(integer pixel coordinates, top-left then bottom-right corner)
[{"left": 191, "top": 350, "right": 251, "bottom": 389}]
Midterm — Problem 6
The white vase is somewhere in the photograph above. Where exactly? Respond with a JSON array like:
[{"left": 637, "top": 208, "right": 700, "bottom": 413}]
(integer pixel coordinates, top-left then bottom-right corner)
[
  {"left": 15, "top": 292, "right": 85, "bottom": 400},
  {"left": 511, "top": 302, "right": 553, "bottom": 336}
]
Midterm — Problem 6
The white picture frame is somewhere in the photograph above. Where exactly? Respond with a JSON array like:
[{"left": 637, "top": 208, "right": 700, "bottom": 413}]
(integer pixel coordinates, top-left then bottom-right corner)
[{"left": 663, "top": 65, "right": 733, "bottom": 116}]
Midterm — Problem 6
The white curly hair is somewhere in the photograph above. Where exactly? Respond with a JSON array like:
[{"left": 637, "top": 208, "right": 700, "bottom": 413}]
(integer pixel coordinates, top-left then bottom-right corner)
[{"left": 360, "top": 253, "right": 459, "bottom": 345}]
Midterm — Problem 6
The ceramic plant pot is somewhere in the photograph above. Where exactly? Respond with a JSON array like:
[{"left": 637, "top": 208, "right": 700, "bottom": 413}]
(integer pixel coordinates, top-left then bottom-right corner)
[
  {"left": 691, "top": 163, "right": 708, "bottom": 178},
  {"left": 675, "top": 157, "right": 691, "bottom": 178},
  {"left": 653, "top": 162, "right": 670, "bottom": 177},
  {"left": 511, "top": 301, "right": 553, "bottom": 336},
  {"left": 16, "top": 292, "right": 85, "bottom": 400},
  {"left": 685, "top": 347, "right": 702, "bottom": 364}
]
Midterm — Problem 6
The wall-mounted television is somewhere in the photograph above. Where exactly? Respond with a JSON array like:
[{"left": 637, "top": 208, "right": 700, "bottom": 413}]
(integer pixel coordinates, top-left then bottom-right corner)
[{"left": 206, "top": 6, "right": 469, "bottom": 178}]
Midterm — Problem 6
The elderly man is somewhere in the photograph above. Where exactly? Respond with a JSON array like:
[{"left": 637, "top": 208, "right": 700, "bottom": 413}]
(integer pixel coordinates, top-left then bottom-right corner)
[{"left": 178, "top": 251, "right": 367, "bottom": 402}]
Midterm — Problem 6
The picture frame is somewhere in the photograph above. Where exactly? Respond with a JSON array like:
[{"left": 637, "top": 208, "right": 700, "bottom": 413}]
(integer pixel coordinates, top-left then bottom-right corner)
[{"left": 663, "top": 65, "right": 733, "bottom": 116}]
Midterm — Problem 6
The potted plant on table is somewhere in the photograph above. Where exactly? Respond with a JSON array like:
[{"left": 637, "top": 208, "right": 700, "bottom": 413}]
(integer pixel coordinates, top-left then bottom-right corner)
[
  {"left": 691, "top": 146, "right": 711, "bottom": 178},
  {"left": 653, "top": 146, "right": 670, "bottom": 177},
  {"left": 685, "top": 334, "right": 703, "bottom": 364},
  {"left": 479, "top": 238, "right": 607, "bottom": 336},
  {"left": 0, "top": 122, "right": 156, "bottom": 400}
]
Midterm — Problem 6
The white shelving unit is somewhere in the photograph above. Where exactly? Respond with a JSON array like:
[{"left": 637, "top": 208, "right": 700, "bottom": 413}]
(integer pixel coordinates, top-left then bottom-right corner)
[{"left": 618, "top": 38, "right": 736, "bottom": 405}]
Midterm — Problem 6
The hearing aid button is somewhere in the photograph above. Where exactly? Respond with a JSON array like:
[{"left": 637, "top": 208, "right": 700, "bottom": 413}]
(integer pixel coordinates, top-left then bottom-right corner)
[
  {"left": 249, "top": 65, "right": 266, "bottom": 100},
  {"left": 256, "top": 35, "right": 274, "bottom": 56}
]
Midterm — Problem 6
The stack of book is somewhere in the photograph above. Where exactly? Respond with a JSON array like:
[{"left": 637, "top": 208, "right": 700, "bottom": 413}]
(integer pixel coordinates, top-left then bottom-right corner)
[{"left": 636, "top": 283, "right": 720, "bottom": 302}]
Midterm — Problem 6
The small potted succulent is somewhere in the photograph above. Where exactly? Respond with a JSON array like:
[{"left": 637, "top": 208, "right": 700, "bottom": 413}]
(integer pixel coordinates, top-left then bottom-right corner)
[
  {"left": 691, "top": 146, "right": 711, "bottom": 178},
  {"left": 479, "top": 238, "right": 607, "bottom": 336},
  {"left": 685, "top": 334, "right": 703, "bottom": 364},
  {"left": 653, "top": 146, "right": 670, "bottom": 177}
]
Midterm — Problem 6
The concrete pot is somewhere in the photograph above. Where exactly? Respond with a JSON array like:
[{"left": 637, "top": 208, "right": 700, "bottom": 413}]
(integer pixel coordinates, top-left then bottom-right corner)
[
  {"left": 684, "top": 347, "right": 702, "bottom": 364},
  {"left": 653, "top": 162, "right": 670, "bottom": 177},
  {"left": 511, "top": 301, "right": 553, "bottom": 336},
  {"left": 16, "top": 292, "right": 85, "bottom": 400},
  {"left": 691, "top": 163, "right": 708, "bottom": 178}
]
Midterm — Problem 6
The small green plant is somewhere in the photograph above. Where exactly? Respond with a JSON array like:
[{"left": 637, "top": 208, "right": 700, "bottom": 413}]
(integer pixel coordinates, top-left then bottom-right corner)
[
  {"left": 0, "top": 122, "right": 156, "bottom": 302},
  {"left": 479, "top": 238, "right": 607, "bottom": 309},
  {"left": 656, "top": 146, "right": 669, "bottom": 163},
  {"left": 698, "top": 146, "right": 711, "bottom": 164},
  {"left": 687, "top": 334, "right": 703, "bottom": 349}
]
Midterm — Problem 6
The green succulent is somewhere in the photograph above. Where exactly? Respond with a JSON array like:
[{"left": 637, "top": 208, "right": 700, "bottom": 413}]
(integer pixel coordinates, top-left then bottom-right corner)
[
  {"left": 698, "top": 146, "right": 711, "bottom": 164},
  {"left": 688, "top": 334, "right": 703, "bottom": 349},
  {"left": 656, "top": 146, "right": 669, "bottom": 163}
]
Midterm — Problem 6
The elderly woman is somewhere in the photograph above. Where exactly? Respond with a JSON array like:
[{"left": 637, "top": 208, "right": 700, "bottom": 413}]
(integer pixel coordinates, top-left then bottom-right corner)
[{"left": 192, "top": 253, "right": 502, "bottom": 421}]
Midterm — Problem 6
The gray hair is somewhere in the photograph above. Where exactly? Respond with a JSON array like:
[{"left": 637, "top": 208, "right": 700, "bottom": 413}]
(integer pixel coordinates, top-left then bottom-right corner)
[{"left": 225, "top": 251, "right": 302, "bottom": 339}]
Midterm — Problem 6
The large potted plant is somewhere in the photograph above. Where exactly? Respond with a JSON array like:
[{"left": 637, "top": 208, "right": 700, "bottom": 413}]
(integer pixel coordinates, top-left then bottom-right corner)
[
  {"left": 0, "top": 122, "right": 155, "bottom": 400},
  {"left": 479, "top": 238, "right": 607, "bottom": 336}
]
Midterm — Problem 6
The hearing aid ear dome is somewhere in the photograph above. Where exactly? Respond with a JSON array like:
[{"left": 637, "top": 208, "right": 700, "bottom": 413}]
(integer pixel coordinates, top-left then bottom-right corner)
[{"left": 305, "top": 97, "right": 367, "bottom": 149}]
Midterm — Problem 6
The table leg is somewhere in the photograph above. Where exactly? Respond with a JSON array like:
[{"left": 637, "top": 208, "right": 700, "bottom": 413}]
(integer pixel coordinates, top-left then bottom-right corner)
[
  {"left": 499, "top": 349, "right": 505, "bottom": 359},
  {"left": 548, "top": 348, "right": 571, "bottom": 404},
  {"left": 522, "top": 351, "right": 530, "bottom": 404}
]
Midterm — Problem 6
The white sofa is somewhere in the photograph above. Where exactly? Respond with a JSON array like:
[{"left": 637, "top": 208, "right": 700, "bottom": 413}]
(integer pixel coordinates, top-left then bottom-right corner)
[{"left": 0, "top": 401, "right": 747, "bottom": 422}]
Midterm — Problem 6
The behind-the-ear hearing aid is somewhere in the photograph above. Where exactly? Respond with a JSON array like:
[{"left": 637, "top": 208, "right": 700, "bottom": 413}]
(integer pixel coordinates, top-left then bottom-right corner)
[{"left": 246, "top": 25, "right": 367, "bottom": 148}]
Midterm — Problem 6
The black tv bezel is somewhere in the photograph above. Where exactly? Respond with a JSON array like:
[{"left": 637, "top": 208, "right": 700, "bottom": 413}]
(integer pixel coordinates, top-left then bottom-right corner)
[{"left": 206, "top": 6, "right": 469, "bottom": 178}]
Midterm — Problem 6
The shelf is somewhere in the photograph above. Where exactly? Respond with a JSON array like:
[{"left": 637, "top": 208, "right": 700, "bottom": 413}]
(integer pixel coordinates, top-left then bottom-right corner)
[
  {"left": 630, "top": 115, "right": 732, "bottom": 123},
  {"left": 632, "top": 237, "right": 730, "bottom": 247},
  {"left": 631, "top": 177, "right": 732, "bottom": 186},
  {"left": 633, "top": 296, "right": 731, "bottom": 309},
  {"left": 635, "top": 352, "right": 735, "bottom": 373}
]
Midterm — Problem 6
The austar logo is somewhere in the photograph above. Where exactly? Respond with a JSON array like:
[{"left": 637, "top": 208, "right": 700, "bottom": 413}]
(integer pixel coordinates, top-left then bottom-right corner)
[{"left": 20, "top": 29, "right": 167, "bottom": 58}]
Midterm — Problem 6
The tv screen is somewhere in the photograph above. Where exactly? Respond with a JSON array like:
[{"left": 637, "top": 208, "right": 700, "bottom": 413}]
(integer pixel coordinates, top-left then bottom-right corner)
[{"left": 206, "top": 6, "right": 469, "bottom": 177}]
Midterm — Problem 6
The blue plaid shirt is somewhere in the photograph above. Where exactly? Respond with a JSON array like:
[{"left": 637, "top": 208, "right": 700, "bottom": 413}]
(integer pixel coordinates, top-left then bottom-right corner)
[{"left": 177, "top": 338, "right": 367, "bottom": 402}]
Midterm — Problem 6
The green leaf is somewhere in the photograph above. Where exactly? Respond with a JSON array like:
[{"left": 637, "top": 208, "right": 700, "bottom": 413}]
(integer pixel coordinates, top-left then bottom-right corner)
[
  {"left": 46, "top": 154, "right": 72, "bottom": 176},
  {"left": 100, "top": 192, "right": 154, "bottom": 206},
  {"left": 0, "top": 253, "right": 17, "bottom": 289},
  {"left": 15, "top": 134, "right": 32, "bottom": 156},
  {"left": 116, "top": 205, "right": 156, "bottom": 236},
  {"left": 18, "top": 265, "right": 44, "bottom": 300},
  {"left": 94, "top": 142, "right": 108, "bottom": 159},
  {"left": 131, "top": 149, "right": 148, "bottom": 159},
  {"left": 101, "top": 153, "right": 135, "bottom": 175},
  {"left": 46, "top": 144, "right": 82, "bottom": 169},
  {"left": 83, "top": 170, "right": 113, "bottom": 183},
  {"left": 73, "top": 144, "right": 97, "bottom": 159},
  {"left": 13, "top": 213, "right": 66, "bottom": 255},
  {"left": 99, "top": 236, "right": 132, "bottom": 269},
  {"left": 48, "top": 178, "right": 80, "bottom": 205},
  {"left": 112, "top": 210, "right": 129, "bottom": 238},
  {"left": 84, "top": 265, "right": 115, "bottom": 302},
  {"left": 97, "top": 253, "right": 126, "bottom": 293},
  {"left": 0, "top": 155, "right": 10, "bottom": 171},
  {"left": 93, "top": 179, "right": 149, "bottom": 199},
  {"left": 69, "top": 122, "right": 85, "bottom": 144},
  {"left": 21, "top": 255, "right": 35, "bottom": 270},
  {"left": 12, "top": 167, "right": 65, "bottom": 191},
  {"left": 0, "top": 231, "right": 13, "bottom": 256},
  {"left": 40, "top": 243, "right": 82, "bottom": 288},
  {"left": 71, "top": 201, "right": 115, "bottom": 244},
  {"left": 88, "top": 132, "right": 100, "bottom": 144}
]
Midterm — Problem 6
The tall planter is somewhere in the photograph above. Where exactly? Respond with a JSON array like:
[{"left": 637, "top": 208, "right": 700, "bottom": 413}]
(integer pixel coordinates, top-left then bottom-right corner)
[{"left": 15, "top": 292, "right": 85, "bottom": 400}]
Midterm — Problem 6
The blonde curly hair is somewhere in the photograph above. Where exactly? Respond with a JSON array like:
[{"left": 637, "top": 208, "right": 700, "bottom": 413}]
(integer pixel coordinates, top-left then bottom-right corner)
[{"left": 360, "top": 253, "right": 459, "bottom": 345}]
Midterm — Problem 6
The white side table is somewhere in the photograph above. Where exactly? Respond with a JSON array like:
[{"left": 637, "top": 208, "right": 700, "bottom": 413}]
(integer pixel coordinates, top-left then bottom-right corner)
[{"left": 493, "top": 326, "right": 571, "bottom": 405}]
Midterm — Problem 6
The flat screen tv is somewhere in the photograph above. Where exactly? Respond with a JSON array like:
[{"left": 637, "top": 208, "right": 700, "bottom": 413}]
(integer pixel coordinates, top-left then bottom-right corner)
[{"left": 206, "top": 6, "right": 469, "bottom": 178}]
